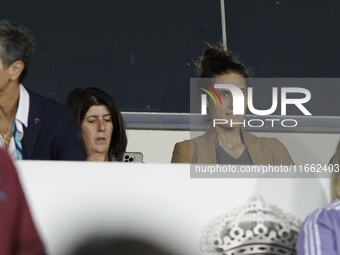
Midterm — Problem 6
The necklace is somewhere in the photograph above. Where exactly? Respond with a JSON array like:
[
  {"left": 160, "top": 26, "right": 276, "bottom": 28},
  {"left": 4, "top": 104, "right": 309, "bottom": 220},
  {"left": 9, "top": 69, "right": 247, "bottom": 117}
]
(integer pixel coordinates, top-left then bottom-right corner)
[{"left": 0, "top": 127, "right": 12, "bottom": 147}]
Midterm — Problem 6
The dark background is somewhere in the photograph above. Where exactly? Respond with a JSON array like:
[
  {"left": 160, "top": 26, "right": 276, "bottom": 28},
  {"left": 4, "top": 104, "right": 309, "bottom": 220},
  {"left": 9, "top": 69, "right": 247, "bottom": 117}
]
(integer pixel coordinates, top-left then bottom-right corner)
[{"left": 1, "top": 0, "right": 339, "bottom": 115}]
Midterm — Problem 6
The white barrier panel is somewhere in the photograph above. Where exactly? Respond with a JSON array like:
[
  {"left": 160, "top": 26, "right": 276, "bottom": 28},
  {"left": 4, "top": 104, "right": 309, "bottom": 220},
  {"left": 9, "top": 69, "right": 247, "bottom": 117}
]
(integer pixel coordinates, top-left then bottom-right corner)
[{"left": 15, "top": 161, "right": 328, "bottom": 255}]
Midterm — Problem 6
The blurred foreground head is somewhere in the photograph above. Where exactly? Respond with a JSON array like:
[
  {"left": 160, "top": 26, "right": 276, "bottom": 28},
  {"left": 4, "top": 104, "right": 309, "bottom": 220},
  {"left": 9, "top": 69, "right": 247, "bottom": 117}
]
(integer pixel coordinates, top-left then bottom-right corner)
[{"left": 71, "top": 237, "right": 175, "bottom": 255}]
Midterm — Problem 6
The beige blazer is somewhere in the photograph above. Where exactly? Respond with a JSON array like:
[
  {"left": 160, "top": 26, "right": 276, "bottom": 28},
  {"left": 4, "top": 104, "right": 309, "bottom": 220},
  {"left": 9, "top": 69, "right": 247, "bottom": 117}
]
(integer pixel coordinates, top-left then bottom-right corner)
[{"left": 171, "top": 128, "right": 294, "bottom": 165}]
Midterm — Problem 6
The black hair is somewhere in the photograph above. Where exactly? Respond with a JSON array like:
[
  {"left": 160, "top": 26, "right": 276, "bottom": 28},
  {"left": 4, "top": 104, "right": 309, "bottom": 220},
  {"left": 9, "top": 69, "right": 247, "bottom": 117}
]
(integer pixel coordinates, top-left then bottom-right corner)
[
  {"left": 196, "top": 43, "right": 250, "bottom": 78},
  {"left": 65, "top": 87, "right": 127, "bottom": 161}
]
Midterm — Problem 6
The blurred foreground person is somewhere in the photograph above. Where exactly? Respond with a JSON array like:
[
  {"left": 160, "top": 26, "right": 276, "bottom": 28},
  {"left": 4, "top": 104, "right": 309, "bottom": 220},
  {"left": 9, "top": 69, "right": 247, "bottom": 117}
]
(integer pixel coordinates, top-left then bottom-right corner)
[
  {"left": 71, "top": 237, "right": 175, "bottom": 255},
  {"left": 171, "top": 43, "right": 293, "bottom": 165},
  {"left": 296, "top": 142, "right": 340, "bottom": 255},
  {"left": 65, "top": 88, "right": 127, "bottom": 161},
  {"left": 0, "top": 148, "right": 45, "bottom": 255}
]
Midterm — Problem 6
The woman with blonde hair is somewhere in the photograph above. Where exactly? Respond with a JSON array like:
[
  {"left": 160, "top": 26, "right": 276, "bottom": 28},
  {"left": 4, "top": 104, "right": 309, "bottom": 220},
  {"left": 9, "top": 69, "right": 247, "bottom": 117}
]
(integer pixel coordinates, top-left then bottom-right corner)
[{"left": 296, "top": 142, "right": 340, "bottom": 255}]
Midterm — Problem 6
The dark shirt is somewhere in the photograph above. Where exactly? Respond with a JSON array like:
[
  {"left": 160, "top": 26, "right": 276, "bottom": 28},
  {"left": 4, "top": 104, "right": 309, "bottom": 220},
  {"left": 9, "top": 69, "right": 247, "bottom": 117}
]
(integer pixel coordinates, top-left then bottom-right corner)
[{"left": 215, "top": 143, "right": 253, "bottom": 164}]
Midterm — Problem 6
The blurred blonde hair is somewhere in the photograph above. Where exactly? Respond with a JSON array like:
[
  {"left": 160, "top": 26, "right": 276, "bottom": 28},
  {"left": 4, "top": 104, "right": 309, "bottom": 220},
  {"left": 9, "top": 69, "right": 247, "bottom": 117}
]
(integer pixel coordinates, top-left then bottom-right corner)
[{"left": 331, "top": 141, "right": 340, "bottom": 201}]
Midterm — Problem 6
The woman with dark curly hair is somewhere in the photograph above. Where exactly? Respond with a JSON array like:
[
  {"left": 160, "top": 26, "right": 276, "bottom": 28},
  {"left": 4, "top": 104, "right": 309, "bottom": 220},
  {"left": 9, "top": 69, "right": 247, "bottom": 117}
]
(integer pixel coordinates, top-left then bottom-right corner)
[
  {"left": 65, "top": 88, "right": 127, "bottom": 161},
  {"left": 171, "top": 44, "right": 293, "bottom": 165}
]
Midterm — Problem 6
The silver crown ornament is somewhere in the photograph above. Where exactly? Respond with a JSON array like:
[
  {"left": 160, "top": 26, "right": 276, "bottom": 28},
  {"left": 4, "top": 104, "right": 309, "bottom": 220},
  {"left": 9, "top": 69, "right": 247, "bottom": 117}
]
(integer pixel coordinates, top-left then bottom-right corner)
[{"left": 200, "top": 196, "right": 301, "bottom": 255}]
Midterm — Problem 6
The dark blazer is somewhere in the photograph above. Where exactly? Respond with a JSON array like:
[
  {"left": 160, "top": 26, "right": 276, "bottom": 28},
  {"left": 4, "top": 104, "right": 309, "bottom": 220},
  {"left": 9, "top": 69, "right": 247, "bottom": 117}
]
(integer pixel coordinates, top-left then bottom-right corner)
[{"left": 21, "top": 89, "right": 85, "bottom": 160}]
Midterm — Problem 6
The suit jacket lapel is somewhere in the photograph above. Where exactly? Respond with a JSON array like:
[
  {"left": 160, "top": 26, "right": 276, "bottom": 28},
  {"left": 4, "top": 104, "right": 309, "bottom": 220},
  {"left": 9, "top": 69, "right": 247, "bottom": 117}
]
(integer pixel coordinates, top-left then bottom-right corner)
[
  {"left": 241, "top": 129, "right": 269, "bottom": 165},
  {"left": 22, "top": 91, "right": 44, "bottom": 159},
  {"left": 195, "top": 128, "right": 216, "bottom": 163}
]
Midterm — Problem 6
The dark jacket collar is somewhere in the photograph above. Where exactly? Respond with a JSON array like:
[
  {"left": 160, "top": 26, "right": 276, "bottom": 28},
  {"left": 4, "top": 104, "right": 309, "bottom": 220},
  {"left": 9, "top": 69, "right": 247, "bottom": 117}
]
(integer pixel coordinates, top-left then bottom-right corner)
[{"left": 21, "top": 89, "right": 44, "bottom": 159}]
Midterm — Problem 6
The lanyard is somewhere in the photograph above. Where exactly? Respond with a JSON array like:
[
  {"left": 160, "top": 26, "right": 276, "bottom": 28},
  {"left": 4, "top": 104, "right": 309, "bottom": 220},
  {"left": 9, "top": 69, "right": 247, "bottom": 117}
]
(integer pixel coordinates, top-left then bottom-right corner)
[{"left": 12, "top": 121, "right": 23, "bottom": 160}]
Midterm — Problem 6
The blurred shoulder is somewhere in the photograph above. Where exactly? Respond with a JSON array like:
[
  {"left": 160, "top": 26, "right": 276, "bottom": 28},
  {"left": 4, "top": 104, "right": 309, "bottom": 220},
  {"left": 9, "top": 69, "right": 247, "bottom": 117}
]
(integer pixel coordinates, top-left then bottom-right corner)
[{"left": 0, "top": 149, "right": 14, "bottom": 171}]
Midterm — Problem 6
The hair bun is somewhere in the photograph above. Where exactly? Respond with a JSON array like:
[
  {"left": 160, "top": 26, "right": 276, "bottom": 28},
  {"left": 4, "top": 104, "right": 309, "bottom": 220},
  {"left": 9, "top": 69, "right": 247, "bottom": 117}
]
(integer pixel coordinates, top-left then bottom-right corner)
[{"left": 195, "top": 42, "right": 249, "bottom": 78}]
